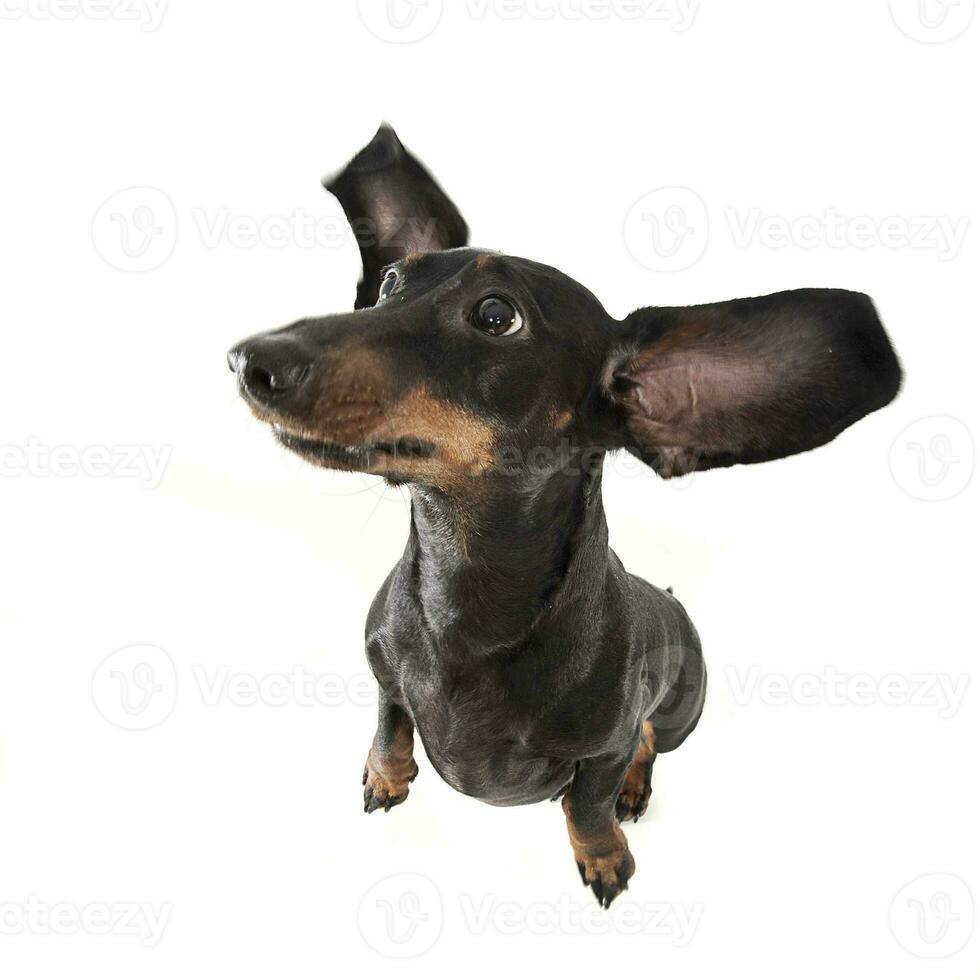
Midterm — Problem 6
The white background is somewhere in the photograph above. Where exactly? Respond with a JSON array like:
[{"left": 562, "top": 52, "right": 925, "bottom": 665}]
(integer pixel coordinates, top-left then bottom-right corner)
[{"left": 1, "top": 1, "right": 978, "bottom": 976}]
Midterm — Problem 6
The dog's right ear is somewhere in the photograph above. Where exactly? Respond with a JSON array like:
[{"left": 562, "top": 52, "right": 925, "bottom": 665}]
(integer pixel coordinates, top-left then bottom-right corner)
[
  {"left": 323, "top": 123, "right": 469, "bottom": 309},
  {"left": 600, "top": 288, "right": 902, "bottom": 477}
]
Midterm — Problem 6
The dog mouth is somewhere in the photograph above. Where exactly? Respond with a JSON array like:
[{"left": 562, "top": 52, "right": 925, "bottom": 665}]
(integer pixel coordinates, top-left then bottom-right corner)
[{"left": 272, "top": 426, "right": 437, "bottom": 469}]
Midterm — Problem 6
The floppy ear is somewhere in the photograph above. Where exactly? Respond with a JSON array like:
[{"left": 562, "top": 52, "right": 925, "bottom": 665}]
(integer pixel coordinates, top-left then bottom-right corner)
[
  {"left": 323, "top": 123, "right": 469, "bottom": 309},
  {"left": 604, "top": 289, "right": 902, "bottom": 477}
]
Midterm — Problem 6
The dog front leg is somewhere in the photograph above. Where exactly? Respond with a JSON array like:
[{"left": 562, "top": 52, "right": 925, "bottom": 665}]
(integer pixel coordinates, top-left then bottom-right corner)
[
  {"left": 363, "top": 691, "right": 418, "bottom": 813},
  {"left": 562, "top": 750, "right": 636, "bottom": 907}
]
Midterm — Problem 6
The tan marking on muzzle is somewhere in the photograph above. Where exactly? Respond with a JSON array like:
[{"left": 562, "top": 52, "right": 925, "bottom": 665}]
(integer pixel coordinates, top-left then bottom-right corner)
[
  {"left": 306, "top": 343, "right": 392, "bottom": 444},
  {"left": 300, "top": 343, "right": 496, "bottom": 485},
  {"left": 374, "top": 387, "right": 496, "bottom": 480}
]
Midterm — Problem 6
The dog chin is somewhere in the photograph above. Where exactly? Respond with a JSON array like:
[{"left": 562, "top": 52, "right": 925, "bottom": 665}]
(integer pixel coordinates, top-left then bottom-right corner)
[{"left": 272, "top": 425, "right": 435, "bottom": 475}]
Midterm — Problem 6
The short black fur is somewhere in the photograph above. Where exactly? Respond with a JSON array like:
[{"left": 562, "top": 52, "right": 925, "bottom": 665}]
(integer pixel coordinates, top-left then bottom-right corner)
[{"left": 229, "top": 126, "right": 902, "bottom": 908}]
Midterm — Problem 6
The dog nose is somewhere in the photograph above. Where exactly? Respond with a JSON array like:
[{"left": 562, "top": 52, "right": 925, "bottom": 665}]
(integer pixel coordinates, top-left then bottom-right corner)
[{"left": 227, "top": 337, "right": 314, "bottom": 406}]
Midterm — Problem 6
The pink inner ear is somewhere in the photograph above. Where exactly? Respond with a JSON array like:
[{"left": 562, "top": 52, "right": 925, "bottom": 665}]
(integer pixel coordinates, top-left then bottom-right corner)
[
  {"left": 627, "top": 348, "right": 778, "bottom": 457},
  {"left": 616, "top": 289, "right": 901, "bottom": 476}
]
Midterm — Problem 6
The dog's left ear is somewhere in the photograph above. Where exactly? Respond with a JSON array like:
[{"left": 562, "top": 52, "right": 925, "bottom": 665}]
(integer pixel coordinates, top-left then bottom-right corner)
[
  {"left": 602, "top": 288, "right": 902, "bottom": 477},
  {"left": 324, "top": 123, "right": 469, "bottom": 309}
]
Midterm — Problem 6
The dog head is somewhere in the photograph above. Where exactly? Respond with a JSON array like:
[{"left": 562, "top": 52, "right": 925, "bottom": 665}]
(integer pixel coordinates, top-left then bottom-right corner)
[{"left": 228, "top": 127, "right": 902, "bottom": 490}]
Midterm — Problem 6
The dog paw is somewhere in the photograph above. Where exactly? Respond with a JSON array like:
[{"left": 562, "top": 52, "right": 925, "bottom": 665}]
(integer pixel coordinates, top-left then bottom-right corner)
[
  {"left": 362, "top": 758, "right": 418, "bottom": 814},
  {"left": 575, "top": 840, "right": 636, "bottom": 909},
  {"left": 616, "top": 722, "right": 655, "bottom": 823},
  {"left": 615, "top": 771, "right": 652, "bottom": 823}
]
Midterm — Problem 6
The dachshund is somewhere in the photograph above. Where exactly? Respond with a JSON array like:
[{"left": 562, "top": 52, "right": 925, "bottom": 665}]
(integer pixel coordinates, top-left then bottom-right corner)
[{"left": 227, "top": 124, "right": 902, "bottom": 907}]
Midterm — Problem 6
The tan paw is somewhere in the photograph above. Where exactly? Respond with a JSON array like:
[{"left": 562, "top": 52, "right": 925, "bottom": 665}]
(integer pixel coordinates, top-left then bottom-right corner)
[
  {"left": 574, "top": 831, "right": 636, "bottom": 909},
  {"left": 362, "top": 755, "right": 418, "bottom": 814},
  {"left": 616, "top": 761, "right": 653, "bottom": 823},
  {"left": 617, "top": 721, "right": 656, "bottom": 823}
]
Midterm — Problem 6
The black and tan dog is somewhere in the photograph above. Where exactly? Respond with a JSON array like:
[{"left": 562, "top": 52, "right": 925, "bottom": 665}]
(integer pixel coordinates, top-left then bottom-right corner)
[{"left": 228, "top": 125, "right": 902, "bottom": 908}]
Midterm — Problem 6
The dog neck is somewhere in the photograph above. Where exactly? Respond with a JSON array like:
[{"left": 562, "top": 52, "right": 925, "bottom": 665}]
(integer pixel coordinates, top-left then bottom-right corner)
[{"left": 405, "top": 456, "right": 609, "bottom": 654}]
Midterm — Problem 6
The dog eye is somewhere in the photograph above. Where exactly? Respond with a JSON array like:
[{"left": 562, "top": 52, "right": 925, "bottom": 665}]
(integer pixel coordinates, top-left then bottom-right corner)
[
  {"left": 473, "top": 297, "right": 523, "bottom": 337},
  {"left": 378, "top": 270, "right": 398, "bottom": 303}
]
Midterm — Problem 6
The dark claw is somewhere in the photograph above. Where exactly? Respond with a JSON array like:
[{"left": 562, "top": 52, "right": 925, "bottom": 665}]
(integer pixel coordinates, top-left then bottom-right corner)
[
  {"left": 578, "top": 847, "right": 635, "bottom": 909},
  {"left": 590, "top": 879, "right": 603, "bottom": 906},
  {"left": 616, "top": 786, "right": 652, "bottom": 824},
  {"left": 364, "top": 778, "right": 409, "bottom": 814},
  {"left": 363, "top": 760, "right": 416, "bottom": 814},
  {"left": 364, "top": 787, "right": 383, "bottom": 813}
]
